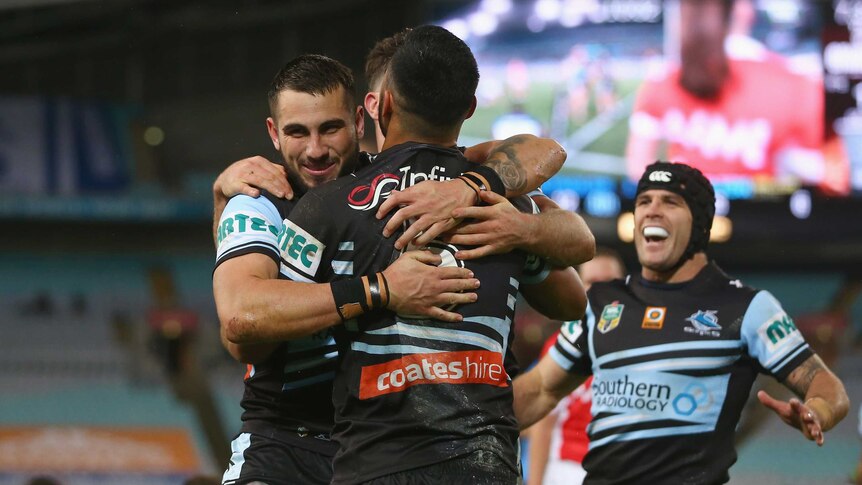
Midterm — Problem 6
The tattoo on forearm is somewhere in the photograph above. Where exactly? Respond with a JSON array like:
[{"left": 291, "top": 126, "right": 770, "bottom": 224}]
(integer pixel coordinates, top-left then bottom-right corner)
[
  {"left": 486, "top": 135, "right": 529, "bottom": 193},
  {"left": 785, "top": 356, "right": 822, "bottom": 397}
]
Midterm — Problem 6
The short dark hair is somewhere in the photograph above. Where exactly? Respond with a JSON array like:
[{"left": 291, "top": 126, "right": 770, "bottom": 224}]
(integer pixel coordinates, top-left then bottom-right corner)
[
  {"left": 267, "top": 54, "right": 356, "bottom": 117},
  {"left": 365, "top": 29, "right": 410, "bottom": 91},
  {"left": 387, "top": 25, "right": 479, "bottom": 127}
]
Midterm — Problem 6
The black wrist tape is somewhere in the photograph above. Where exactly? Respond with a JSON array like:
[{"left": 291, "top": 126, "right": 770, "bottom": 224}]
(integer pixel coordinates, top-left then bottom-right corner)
[
  {"left": 331, "top": 277, "right": 369, "bottom": 321},
  {"left": 331, "top": 273, "right": 389, "bottom": 321}
]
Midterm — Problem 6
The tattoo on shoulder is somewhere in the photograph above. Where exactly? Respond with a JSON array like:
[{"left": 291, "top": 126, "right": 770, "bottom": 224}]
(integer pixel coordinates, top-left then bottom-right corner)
[
  {"left": 486, "top": 135, "right": 529, "bottom": 193},
  {"left": 785, "top": 355, "right": 824, "bottom": 397}
]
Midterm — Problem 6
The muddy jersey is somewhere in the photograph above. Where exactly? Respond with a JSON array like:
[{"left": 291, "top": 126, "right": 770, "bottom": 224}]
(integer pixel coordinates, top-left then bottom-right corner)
[
  {"left": 550, "top": 262, "right": 812, "bottom": 485},
  {"left": 214, "top": 153, "right": 372, "bottom": 455},
  {"left": 281, "top": 142, "right": 548, "bottom": 485}
]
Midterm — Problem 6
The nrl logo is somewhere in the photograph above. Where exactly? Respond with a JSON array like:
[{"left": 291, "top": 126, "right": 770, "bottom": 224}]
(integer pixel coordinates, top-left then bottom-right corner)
[{"left": 597, "top": 302, "right": 624, "bottom": 334}]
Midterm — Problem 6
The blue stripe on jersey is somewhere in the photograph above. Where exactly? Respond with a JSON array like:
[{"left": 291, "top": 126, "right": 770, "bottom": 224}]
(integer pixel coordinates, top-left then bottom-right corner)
[
  {"left": 282, "top": 371, "right": 336, "bottom": 391},
  {"left": 222, "top": 432, "right": 252, "bottom": 483},
  {"left": 549, "top": 345, "right": 578, "bottom": 371},
  {"left": 585, "top": 303, "right": 598, "bottom": 365},
  {"left": 283, "top": 350, "right": 339, "bottom": 374},
  {"left": 769, "top": 342, "right": 809, "bottom": 374},
  {"left": 365, "top": 322, "right": 504, "bottom": 353},
  {"left": 463, "top": 316, "right": 511, "bottom": 342},
  {"left": 350, "top": 342, "right": 449, "bottom": 355},
  {"left": 556, "top": 335, "right": 583, "bottom": 361},
  {"left": 280, "top": 262, "right": 315, "bottom": 282},
  {"left": 594, "top": 340, "right": 744, "bottom": 369},
  {"left": 741, "top": 290, "right": 809, "bottom": 375},
  {"left": 331, "top": 260, "right": 354, "bottom": 275},
  {"left": 339, "top": 241, "right": 354, "bottom": 251},
  {"left": 624, "top": 355, "right": 742, "bottom": 373},
  {"left": 220, "top": 241, "right": 280, "bottom": 261},
  {"left": 509, "top": 277, "right": 519, "bottom": 290},
  {"left": 589, "top": 423, "right": 716, "bottom": 450}
]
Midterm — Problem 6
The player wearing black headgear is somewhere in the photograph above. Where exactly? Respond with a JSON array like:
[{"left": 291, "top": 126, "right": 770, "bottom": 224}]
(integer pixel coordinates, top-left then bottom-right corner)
[
  {"left": 636, "top": 161, "right": 716, "bottom": 269},
  {"left": 514, "top": 162, "right": 848, "bottom": 484}
]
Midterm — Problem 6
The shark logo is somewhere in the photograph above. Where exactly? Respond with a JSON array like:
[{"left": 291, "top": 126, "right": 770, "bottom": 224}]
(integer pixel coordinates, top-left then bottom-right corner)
[{"left": 684, "top": 310, "right": 721, "bottom": 337}]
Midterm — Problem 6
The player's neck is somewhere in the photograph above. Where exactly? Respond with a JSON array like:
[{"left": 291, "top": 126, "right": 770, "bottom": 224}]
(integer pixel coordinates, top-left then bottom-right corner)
[
  {"left": 641, "top": 252, "right": 708, "bottom": 284},
  {"left": 380, "top": 116, "right": 459, "bottom": 150}
]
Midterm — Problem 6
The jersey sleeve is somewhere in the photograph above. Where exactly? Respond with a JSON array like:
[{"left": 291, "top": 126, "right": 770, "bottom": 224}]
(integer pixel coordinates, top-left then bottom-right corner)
[
  {"left": 741, "top": 290, "right": 813, "bottom": 381},
  {"left": 279, "top": 191, "right": 335, "bottom": 283},
  {"left": 518, "top": 194, "right": 551, "bottom": 284},
  {"left": 548, "top": 301, "right": 594, "bottom": 375},
  {"left": 215, "top": 195, "right": 282, "bottom": 269}
]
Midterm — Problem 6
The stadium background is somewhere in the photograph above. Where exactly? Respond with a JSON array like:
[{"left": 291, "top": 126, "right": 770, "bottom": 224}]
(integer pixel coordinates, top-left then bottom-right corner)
[{"left": 0, "top": 0, "right": 860, "bottom": 483}]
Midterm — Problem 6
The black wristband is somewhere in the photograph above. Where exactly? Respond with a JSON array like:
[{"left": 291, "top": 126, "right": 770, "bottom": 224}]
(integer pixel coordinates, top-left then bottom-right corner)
[
  {"left": 466, "top": 165, "right": 505, "bottom": 196},
  {"left": 331, "top": 277, "right": 369, "bottom": 321},
  {"left": 331, "top": 273, "right": 390, "bottom": 321},
  {"left": 378, "top": 272, "right": 390, "bottom": 308}
]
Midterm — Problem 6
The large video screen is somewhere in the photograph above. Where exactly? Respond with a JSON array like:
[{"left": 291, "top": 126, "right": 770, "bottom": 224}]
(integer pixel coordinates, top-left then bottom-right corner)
[{"left": 432, "top": 0, "right": 862, "bottom": 217}]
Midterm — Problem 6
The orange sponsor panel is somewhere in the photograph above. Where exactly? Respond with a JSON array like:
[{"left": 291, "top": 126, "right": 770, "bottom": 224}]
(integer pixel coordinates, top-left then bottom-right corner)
[
  {"left": 0, "top": 426, "right": 200, "bottom": 472},
  {"left": 642, "top": 306, "right": 667, "bottom": 330},
  {"left": 359, "top": 350, "right": 509, "bottom": 400}
]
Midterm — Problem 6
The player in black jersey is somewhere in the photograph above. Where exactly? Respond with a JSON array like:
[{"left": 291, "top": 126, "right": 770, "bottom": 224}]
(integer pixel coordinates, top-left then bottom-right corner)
[
  {"left": 277, "top": 26, "right": 586, "bottom": 484},
  {"left": 214, "top": 49, "right": 590, "bottom": 484},
  {"left": 215, "top": 55, "right": 488, "bottom": 485},
  {"left": 515, "top": 161, "right": 850, "bottom": 485}
]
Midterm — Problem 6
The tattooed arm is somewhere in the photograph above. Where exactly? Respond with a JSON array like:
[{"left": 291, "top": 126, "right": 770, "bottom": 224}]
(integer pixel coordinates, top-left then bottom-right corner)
[
  {"left": 377, "top": 134, "right": 566, "bottom": 249},
  {"left": 463, "top": 134, "right": 565, "bottom": 197},
  {"left": 757, "top": 354, "right": 849, "bottom": 445}
]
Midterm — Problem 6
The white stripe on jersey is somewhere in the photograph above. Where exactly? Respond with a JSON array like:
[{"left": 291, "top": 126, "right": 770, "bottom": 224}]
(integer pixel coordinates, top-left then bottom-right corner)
[
  {"left": 331, "top": 260, "right": 354, "bottom": 275},
  {"left": 350, "top": 342, "right": 448, "bottom": 355},
  {"left": 280, "top": 262, "right": 314, "bottom": 282},
  {"left": 366, "top": 322, "right": 504, "bottom": 353},
  {"left": 593, "top": 340, "right": 744, "bottom": 368},
  {"left": 222, "top": 432, "right": 252, "bottom": 483},
  {"left": 589, "top": 424, "right": 715, "bottom": 450},
  {"left": 283, "top": 350, "right": 339, "bottom": 373},
  {"left": 589, "top": 412, "right": 655, "bottom": 435}
]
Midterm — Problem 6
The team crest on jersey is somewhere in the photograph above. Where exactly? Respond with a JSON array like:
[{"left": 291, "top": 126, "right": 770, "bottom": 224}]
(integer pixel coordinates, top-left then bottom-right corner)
[
  {"left": 347, "top": 173, "right": 400, "bottom": 211},
  {"left": 597, "top": 302, "right": 624, "bottom": 334},
  {"left": 641, "top": 306, "right": 666, "bottom": 330},
  {"left": 684, "top": 310, "right": 722, "bottom": 337}
]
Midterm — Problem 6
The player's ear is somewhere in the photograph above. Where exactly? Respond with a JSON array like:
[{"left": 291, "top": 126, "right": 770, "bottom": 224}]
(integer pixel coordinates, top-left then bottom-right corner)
[
  {"left": 380, "top": 90, "right": 394, "bottom": 119},
  {"left": 364, "top": 92, "right": 379, "bottom": 121},
  {"left": 464, "top": 96, "right": 477, "bottom": 120},
  {"left": 266, "top": 117, "right": 280, "bottom": 150},
  {"left": 354, "top": 105, "right": 365, "bottom": 139}
]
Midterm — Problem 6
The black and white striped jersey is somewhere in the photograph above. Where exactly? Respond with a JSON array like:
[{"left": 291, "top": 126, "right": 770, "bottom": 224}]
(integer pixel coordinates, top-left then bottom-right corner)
[
  {"left": 550, "top": 262, "right": 813, "bottom": 484},
  {"left": 213, "top": 154, "right": 372, "bottom": 455},
  {"left": 281, "top": 142, "right": 549, "bottom": 484}
]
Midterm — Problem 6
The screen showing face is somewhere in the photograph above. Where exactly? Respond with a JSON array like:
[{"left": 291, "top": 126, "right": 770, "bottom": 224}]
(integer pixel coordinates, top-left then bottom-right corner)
[{"left": 433, "top": 0, "right": 862, "bottom": 218}]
